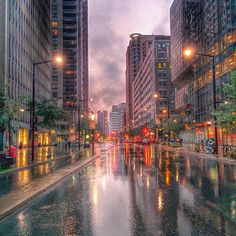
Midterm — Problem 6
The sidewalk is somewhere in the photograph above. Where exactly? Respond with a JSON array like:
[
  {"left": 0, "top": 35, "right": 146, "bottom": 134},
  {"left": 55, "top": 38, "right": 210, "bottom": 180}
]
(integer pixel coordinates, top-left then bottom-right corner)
[
  {"left": 0, "top": 150, "right": 101, "bottom": 221},
  {"left": 0, "top": 146, "right": 74, "bottom": 176},
  {"left": 156, "top": 144, "right": 236, "bottom": 166}
]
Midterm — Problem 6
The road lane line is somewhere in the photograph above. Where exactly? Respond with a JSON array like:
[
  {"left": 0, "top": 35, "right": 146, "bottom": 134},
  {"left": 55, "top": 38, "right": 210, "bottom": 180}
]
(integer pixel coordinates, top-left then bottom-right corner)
[{"left": 136, "top": 175, "right": 144, "bottom": 187}]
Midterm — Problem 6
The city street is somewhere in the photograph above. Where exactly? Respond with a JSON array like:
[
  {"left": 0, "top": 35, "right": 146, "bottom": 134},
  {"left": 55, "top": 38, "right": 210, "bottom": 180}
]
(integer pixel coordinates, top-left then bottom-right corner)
[{"left": 0, "top": 144, "right": 235, "bottom": 235}]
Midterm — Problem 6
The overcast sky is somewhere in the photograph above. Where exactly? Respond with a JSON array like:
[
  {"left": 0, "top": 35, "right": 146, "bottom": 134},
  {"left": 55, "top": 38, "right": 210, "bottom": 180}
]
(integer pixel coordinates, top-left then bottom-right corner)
[{"left": 88, "top": 0, "right": 173, "bottom": 112}]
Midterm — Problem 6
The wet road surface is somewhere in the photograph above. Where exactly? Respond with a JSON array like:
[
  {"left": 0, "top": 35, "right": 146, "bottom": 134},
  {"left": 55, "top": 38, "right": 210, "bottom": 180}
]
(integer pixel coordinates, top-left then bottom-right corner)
[
  {"left": 0, "top": 147, "right": 93, "bottom": 198},
  {"left": 0, "top": 144, "right": 236, "bottom": 236}
]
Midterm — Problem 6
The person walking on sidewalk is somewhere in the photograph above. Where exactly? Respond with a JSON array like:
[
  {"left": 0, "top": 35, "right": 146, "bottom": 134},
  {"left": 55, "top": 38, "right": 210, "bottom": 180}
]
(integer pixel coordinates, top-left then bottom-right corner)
[{"left": 179, "top": 138, "right": 183, "bottom": 147}]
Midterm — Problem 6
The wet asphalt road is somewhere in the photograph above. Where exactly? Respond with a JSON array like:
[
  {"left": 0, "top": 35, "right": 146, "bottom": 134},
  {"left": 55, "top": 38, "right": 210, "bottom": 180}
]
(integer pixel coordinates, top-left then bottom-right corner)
[{"left": 0, "top": 144, "right": 236, "bottom": 236}]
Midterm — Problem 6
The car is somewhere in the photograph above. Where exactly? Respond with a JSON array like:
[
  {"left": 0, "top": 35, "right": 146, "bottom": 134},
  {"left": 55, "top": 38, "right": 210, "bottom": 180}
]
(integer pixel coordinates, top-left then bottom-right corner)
[
  {"left": 142, "top": 139, "right": 150, "bottom": 145},
  {"left": 84, "top": 143, "right": 90, "bottom": 148}
]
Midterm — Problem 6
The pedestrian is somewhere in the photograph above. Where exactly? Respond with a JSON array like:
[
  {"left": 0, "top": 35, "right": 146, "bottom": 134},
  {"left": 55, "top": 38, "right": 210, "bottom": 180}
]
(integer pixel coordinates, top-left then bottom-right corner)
[
  {"left": 68, "top": 141, "right": 71, "bottom": 149},
  {"left": 179, "top": 138, "right": 183, "bottom": 147}
]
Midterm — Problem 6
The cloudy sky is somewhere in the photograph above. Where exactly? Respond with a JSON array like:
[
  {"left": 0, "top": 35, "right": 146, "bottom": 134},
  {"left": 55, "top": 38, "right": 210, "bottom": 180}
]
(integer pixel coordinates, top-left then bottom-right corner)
[{"left": 88, "top": 0, "right": 173, "bottom": 112}]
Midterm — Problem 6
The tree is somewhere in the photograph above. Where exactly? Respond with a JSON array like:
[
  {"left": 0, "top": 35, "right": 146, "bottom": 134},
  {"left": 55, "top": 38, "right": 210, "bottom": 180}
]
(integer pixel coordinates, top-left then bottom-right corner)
[
  {"left": 128, "top": 128, "right": 140, "bottom": 137},
  {"left": 0, "top": 90, "right": 8, "bottom": 130},
  {"left": 80, "top": 116, "right": 90, "bottom": 132},
  {"left": 160, "top": 115, "right": 186, "bottom": 137},
  {"left": 34, "top": 98, "right": 66, "bottom": 130},
  {"left": 215, "top": 69, "right": 236, "bottom": 132},
  {"left": 0, "top": 89, "right": 21, "bottom": 148}
]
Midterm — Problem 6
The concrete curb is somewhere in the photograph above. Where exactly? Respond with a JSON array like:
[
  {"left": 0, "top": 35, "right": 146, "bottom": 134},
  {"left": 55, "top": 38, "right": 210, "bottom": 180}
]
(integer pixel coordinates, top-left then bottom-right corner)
[{"left": 0, "top": 153, "right": 101, "bottom": 221}]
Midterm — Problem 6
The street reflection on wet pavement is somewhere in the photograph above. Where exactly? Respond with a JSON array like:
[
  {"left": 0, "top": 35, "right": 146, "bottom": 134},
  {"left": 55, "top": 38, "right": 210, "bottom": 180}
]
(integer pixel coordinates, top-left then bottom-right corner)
[
  {"left": 0, "top": 144, "right": 236, "bottom": 236},
  {"left": 16, "top": 146, "right": 72, "bottom": 167},
  {"left": 0, "top": 147, "right": 93, "bottom": 198}
]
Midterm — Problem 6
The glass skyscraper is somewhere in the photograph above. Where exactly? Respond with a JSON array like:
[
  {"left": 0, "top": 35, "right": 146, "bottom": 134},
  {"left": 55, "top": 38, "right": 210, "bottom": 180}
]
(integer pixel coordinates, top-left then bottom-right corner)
[
  {"left": 51, "top": 0, "right": 89, "bottom": 141},
  {"left": 170, "top": 0, "right": 236, "bottom": 146}
]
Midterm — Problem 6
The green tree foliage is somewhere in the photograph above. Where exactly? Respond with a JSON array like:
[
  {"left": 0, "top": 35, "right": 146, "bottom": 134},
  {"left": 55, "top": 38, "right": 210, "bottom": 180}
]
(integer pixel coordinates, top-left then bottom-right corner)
[
  {"left": 80, "top": 116, "right": 90, "bottom": 131},
  {"left": 160, "top": 116, "right": 186, "bottom": 136},
  {"left": 0, "top": 90, "right": 8, "bottom": 130},
  {"left": 128, "top": 128, "right": 140, "bottom": 137},
  {"left": 0, "top": 89, "right": 22, "bottom": 147},
  {"left": 0, "top": 89, "right": 20, "bottom": 131},
  {"left": 215, "top": 70, "right": 236, "bottom": 131},
  {"left": 35, "top": 98, "right": 66, "bottom": 129}
]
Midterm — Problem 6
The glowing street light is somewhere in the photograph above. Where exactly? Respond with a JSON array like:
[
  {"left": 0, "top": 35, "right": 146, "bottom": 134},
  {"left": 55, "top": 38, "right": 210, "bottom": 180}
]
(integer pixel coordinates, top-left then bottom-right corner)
[
  {"left": 54, "top": 55, "right": 63, "bottom": 64},
  {"left": 153, "top": 94, "right": 159, "bottom": 99},
  {"left": 183, "top": 48, "right": 194, "bottom": 58},
  {"left": 162, "top": 109, "right": 167, "bottom": 114},
  {"left": 90, "top": 113, "right": 95, "bottom": 121},
  {"left": 31, "top": 55, "right": 63, "bottom": 161}
]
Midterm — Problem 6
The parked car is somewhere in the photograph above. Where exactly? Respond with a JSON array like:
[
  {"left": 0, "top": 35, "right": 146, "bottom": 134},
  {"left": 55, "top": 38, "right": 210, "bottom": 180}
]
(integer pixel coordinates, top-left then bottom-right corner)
[
  {"left": 142, "top": 139, "right": 150, "bottom": 145},
  {"left": 84, "top": 142, "right": 90, "bottom": 148}
]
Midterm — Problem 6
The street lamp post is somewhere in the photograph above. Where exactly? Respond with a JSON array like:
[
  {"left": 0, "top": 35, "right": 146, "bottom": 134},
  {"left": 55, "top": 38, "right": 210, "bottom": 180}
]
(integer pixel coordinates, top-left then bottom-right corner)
[
  {"left": 77, "top": 98, "right": 92, "bottom": 150},
  {"left": 162, "top": 97, "right": 171, "bottom": 145},
  {"left": 153, "top": 94, "right": 171, "bottom": 145},
  {"left": 90, "top": 113, "right": 95, "bottom": 153},
  {"left": 167, "top": 97, "right": 171, "bottom": 146},
  {"left": 184, "top": 49, "right": 218, "bottom": 154},
  {"left": 78, "top": 104, "right": 81, "bottom": 150},
  {"left": 31, "top": 56, "right": 62, "bottom": 161}
]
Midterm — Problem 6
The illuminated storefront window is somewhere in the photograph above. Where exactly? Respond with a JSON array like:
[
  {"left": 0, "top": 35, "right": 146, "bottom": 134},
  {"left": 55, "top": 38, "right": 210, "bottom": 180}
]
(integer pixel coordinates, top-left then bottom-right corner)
[
  {"left": 52, "top": 21, "right": 58, "bottom": 27},
  {"left": 18, "top": 129, "right": 28, "bottom": 147}
]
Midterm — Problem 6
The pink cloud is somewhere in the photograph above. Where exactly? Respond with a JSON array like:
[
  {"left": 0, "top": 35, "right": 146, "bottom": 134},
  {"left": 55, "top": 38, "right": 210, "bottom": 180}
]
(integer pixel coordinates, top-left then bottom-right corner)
[{"left": 89, "top": 0, "right": 173, "bottom": 112}]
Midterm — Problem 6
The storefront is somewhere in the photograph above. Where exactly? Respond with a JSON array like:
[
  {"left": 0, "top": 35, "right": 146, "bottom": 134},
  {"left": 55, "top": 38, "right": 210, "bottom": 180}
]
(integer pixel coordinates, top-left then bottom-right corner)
[{"left": 18, "top": 128, "right": 28, "bottom": 148}]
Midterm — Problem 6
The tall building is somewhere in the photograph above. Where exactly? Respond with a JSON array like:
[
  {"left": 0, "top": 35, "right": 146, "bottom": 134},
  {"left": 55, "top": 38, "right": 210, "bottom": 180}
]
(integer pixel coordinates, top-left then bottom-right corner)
[
  {"left": 97, "top": 111, "right": 108, "bottom": 136},
  {"left": 133, "top": 35, "right": 174, "bottom": 129},
  {"left": 0, "top": 0, "right": 51, "bottom": 148},
  {"left": 109, "top": 105, "right": 119, "bottom": 134},
  {"left": 170, "top": 0, "right": 236, "bottom": 145},
  {"left": 117, "top": 103, "right": 126, "bottom": 132},
  {"left": 126, "top": 33, "right": 156, "bottom": 130},
  {"left": 51, "top": 0, "right": 89, "bottom": 140},
  {"left": 79, "top": 0, "right": 89, "bottom": 113},
  {"left": 109, "top": 103, "right": 126, "bottom": 134}
]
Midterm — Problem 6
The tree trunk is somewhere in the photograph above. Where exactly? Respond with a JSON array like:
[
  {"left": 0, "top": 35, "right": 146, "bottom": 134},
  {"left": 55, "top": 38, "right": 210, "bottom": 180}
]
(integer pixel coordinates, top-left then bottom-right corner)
[
  {"left": 8, "top": 118, "right": 11, "bottom": 148},
  {"left": 0, "top": 128, "right": 4, "bottom": 152}
]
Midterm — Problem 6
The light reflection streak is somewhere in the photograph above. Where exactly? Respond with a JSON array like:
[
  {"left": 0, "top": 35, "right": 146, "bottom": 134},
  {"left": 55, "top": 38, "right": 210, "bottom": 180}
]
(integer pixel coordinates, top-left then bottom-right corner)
[
  {"left": 140, "top": 164, "right": 143, "bottom": 177},
  {"left": 144, "top": 146, "right": 151, "bottom": 168},
  {"left": 146, "top": 176, "right": 150, "bottom": 188},
  {"left": 159, "top": 156, "right": 162, "bottom": 169},
  {"left": 102, "top": 176, "right": 106, "bottom": 190},
  {"left": 186, "top": 159, "right": 190, "bottom": 169},
  {"left": 176, "top": 169, "right": 179, "bottom": 182},
  {"left": 93, "top": 185, "right": 98, "bottom": 205},
  {"left": 165, "top": 170, "right": 170, "bottom": 186},
  {"left": 18, "top": 169, "right": 30, "bottom": 184},
  {"left": 157, "top": 190, "right": 163, "bottom": 211},
  {"left": 17, "top": 212, "right": 26, "bottom": 229}
]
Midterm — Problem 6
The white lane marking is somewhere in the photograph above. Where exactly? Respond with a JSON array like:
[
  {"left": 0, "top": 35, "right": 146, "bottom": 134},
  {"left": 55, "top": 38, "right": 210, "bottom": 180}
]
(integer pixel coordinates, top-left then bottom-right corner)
[{"left": 136, "top": 175, "right": 144, "bottom": 187}]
